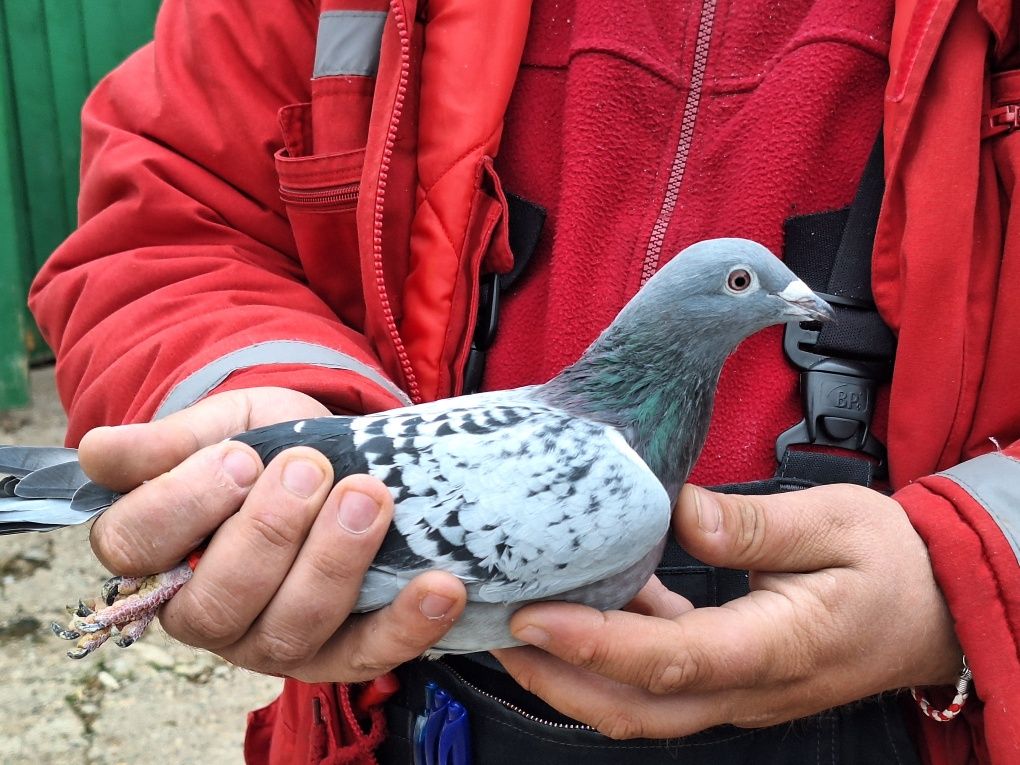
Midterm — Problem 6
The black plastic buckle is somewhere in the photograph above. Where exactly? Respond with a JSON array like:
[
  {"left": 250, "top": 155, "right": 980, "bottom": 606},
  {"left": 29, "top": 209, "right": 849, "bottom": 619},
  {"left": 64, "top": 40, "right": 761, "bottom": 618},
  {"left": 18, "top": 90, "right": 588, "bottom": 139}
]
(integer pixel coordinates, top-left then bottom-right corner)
[
  {"left": 776, "top": 292, "right": 890, "bottom": 473},
  {"left": 462, "top": 272, "right": 501, "bottom": 395}
]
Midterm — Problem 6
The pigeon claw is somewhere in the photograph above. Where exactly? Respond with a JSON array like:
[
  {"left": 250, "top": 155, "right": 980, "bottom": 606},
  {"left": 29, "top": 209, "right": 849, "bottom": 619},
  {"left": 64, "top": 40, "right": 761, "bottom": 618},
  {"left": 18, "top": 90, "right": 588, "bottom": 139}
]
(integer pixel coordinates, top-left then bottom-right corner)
[
  {"left": 102, "top": 575, "right": 125, "bottom": 606},
  {"left": 51, "top": 622, "right": 81, "bottom": 641},
  {"left": 114, "top": 613, "right": 155, "bottom": 649},
  {"left": 65, "top": 630, "right": 112, "bottom": 659},
  {"left": 51, "top": 562, "right": 194, "bottom": 659},
  {"left": 75, "top": 620, "right": 107, "bottom": 635}
]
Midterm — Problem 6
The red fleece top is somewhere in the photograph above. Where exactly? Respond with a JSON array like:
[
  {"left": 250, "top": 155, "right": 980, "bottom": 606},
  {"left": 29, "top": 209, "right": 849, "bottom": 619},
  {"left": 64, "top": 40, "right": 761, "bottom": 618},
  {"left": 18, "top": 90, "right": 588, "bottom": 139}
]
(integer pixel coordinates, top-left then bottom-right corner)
[{"left": 28, "top": 0, "right": 1020, "bottom": 763}]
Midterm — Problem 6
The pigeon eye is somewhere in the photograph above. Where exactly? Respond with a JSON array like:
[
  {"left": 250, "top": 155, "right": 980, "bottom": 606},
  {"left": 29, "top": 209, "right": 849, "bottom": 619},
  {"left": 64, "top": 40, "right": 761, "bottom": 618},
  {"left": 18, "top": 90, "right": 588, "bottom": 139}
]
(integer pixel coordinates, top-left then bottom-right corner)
[{"left": 726, "top": 268, "right": 753, "bottom": 293}]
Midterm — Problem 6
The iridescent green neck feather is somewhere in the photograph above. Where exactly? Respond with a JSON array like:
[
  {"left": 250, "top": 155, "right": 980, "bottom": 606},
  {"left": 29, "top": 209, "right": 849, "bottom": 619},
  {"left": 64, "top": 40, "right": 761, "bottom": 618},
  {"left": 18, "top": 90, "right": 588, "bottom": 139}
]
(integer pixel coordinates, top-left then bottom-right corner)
[{"left": 537, "top": 317, "right": 732, "bottom": 502}]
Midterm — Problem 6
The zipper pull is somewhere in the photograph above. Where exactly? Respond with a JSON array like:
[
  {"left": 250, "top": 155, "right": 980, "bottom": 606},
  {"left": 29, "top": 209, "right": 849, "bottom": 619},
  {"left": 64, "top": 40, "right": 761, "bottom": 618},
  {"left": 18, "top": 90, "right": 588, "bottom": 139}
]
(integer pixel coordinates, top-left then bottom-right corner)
[{"left": 984, "top": 103, "right": 1020, "bottom": 139}]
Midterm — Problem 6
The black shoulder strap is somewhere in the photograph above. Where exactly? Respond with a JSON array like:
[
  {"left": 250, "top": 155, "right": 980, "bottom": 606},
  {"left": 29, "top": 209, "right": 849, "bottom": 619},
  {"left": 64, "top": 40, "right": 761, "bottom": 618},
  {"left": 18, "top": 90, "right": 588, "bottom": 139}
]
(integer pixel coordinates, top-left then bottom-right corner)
[
  {"left": 777, "top": 133, "right": 895, "bottom": 484},
  {"left": 783, "top": 137, "right": 894, "bottom": 362}
]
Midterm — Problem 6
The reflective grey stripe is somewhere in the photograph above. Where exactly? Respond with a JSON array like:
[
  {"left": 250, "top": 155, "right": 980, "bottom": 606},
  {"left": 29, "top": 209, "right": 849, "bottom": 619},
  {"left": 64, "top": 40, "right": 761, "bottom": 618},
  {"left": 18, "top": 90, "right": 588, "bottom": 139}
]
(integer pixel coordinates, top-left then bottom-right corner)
[
  {"left": 154, "top": 340, "right": 411, "bottom": 419},
  {"left": 939, "top": 452, "right": 1020, "bottom": 563},
  {"left": 313, "top": 11, "right": 387, "bottom": 77}
]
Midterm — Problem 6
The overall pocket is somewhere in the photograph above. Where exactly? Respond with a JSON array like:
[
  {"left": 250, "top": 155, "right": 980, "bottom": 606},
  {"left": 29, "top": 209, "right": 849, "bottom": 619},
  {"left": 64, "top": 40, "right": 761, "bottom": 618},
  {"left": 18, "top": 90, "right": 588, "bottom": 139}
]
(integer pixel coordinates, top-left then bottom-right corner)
[{"left": 379, "top": 657, "right": 772, "bottom": 765}]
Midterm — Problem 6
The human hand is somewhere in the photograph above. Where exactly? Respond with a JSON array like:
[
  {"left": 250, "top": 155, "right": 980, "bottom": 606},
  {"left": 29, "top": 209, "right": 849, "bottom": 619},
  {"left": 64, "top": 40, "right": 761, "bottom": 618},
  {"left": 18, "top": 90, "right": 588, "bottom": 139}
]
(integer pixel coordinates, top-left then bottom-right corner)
[
  {"left": 494, "top": 483, "right": 961, "bottom": 739},
  {"left": 83, "top": 387, "right": 466, "bottom": 681}
]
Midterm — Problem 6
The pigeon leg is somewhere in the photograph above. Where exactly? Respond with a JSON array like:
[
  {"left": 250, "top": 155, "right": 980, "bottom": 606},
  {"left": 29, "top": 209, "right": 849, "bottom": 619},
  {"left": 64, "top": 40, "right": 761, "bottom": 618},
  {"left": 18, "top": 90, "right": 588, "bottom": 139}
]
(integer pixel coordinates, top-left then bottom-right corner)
[{"left": 52, "top": 561, "right": 193, "bottom": 659}]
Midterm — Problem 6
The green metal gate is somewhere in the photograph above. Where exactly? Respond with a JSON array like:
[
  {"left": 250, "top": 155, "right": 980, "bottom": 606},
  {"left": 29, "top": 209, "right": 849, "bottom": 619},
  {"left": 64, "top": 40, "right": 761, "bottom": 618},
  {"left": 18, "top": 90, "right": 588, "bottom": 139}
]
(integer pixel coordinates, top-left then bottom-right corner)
[{"left": 0, "top": 0, "right": 162, "bottom": 409}]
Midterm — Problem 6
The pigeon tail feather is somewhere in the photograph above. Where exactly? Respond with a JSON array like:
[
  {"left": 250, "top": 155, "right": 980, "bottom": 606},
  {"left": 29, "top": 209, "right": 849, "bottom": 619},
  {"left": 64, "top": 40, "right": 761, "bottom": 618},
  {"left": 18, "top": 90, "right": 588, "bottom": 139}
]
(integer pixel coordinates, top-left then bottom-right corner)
[{"left": 0, "top": 446, "right": 109, "bottom": 532}]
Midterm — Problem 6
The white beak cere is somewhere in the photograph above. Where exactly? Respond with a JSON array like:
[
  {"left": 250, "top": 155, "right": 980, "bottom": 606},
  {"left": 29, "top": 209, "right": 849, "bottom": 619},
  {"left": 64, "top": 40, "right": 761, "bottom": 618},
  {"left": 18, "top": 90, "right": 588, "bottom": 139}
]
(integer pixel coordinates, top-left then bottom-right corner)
[
  {"left": 777, "top": 279, "right": 816, "bottom": 303},
  {"left": 776, "top": 279, "right": 836, "bottom": 322}
]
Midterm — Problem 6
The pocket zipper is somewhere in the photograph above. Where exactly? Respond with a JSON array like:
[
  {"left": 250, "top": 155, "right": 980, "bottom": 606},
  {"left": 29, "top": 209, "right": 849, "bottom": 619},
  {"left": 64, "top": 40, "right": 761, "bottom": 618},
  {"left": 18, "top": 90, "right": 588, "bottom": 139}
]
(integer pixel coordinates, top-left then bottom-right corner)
[
  {"left": 439, "top": 658, "right": 596, "bottom": 731},
  {"left": 279, "top": 182, "right": 359, "bottom": 208}
]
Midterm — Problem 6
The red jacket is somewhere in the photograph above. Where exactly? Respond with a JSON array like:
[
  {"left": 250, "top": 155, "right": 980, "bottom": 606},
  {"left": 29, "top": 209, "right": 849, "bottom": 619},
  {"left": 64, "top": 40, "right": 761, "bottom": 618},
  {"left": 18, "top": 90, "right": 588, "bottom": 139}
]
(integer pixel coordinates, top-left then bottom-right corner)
[{"left": 29, "top": 0, "right": 1020, "bottom": 763}]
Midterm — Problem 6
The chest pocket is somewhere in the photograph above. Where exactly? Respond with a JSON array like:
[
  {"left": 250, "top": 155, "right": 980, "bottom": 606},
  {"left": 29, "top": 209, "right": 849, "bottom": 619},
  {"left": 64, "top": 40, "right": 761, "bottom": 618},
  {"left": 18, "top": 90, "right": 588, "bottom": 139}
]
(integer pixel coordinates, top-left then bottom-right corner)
[{"left": 274, "top": 7, "right": 386, "bottom": 330}]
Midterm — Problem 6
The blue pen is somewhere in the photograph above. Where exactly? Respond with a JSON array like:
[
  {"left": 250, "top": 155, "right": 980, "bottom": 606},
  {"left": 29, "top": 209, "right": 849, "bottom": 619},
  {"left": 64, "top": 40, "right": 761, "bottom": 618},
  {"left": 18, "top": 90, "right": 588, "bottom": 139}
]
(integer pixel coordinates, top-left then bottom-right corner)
[
  {"left": 413, "top": 682, "right": 441, "bottom": 765},
  {"left": 437, "top": 701, "right": 472, "bottom": 765},
  {"left": 423, "top": 688, "right": 451, "bottom": 765},
  {"left": 425, "top": 681, "right": 440, "bottom": 712}
]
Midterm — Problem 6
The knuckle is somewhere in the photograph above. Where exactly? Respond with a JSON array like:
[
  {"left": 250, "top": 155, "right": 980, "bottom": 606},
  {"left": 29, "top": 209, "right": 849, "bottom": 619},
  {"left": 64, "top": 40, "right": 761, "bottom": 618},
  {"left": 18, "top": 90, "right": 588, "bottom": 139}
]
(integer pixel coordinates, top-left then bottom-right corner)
[
  {"left": 248, "top": 630, "right": 315, "bottom": 673},
  {"left": 594, "top": 710, "right": 646, "bottom": 740},
  {"left": 245, "top": 506, "right": 306, "bottom": 552},
  {"left": 806, "top": 569, "right": 843, "bottom": 614},
  {"left": 90, "top": 521, "right": 145, "bottom": 573},
  {"left": 171, "top": 587, "right": 244, "bottom": 647},
  {"left": 304, "top": 547, "right": 361, "bottom": 587},
  {"left": 730, "top": 496, "right": 769, "bottom": 561},
  {"left": 649, "top": 644, "right": 713, "bottom": 694},
  {"left": 818, "top": 483, "right": 872, "bottom": 526},
  {"left": 569, "top": 630, "right": 613, "bottom": 673},
  {"left": 832, "top": 481, "right": 871, "bottom": 503},
  {"left": 648, "top": 652, "right": 701, "bottom": 695},
  {"left": 344, "top": 641, "right": 392, "bottom": 677}
]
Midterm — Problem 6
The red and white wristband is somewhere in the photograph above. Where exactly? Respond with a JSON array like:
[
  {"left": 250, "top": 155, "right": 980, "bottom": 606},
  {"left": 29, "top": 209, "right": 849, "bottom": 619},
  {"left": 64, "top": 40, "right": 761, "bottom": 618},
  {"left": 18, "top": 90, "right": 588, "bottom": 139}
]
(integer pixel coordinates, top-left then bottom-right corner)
[{"left": 910, "top": 657, "right": 973, "bottom": 722}]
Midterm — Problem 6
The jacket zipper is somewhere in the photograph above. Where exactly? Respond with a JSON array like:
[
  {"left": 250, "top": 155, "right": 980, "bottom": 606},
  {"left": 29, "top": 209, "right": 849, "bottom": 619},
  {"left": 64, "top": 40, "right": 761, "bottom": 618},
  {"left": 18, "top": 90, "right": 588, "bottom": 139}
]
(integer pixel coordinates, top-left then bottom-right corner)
[
  {"left": 640, "top": 0, "right": 718, "bottom": 285},
  {"left": 373, "top": 0, "right": 423, "bottom": 403},
  {"left": 279, "top": 182, "right": 359, "bottom": 208},
  {"left": 439, "top": 658, "right": 596, "bottom": 732}
]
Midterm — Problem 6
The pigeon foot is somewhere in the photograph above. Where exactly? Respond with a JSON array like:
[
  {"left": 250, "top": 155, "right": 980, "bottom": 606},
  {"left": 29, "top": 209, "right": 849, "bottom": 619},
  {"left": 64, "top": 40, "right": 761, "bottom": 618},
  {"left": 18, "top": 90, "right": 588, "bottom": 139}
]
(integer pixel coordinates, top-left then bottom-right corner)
[{"left": 52, "top": 562, "right": 193, "bottom": 659}]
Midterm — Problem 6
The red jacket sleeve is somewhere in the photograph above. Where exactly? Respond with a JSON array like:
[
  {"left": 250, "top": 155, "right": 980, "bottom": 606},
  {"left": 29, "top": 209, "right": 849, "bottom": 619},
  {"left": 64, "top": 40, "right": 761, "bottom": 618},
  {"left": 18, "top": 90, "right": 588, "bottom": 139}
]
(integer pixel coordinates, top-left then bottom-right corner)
[
  {"left": 895, "top": 442, "right": 1020, "bottom": 765},
  {"left": 29, "top": 0, "right": 405, "bottom": 443}
]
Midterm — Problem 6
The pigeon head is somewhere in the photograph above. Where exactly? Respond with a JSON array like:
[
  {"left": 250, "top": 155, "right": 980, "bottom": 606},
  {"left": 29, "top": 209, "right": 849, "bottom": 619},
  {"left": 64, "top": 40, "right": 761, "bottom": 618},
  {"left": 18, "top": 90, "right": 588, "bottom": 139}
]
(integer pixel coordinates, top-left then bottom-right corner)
[
  {"left": 617, "top": 237, "right": 834, "bottom": 351},
  {"left": 539, "top": 238, "right": 832, "bottom": 499}
]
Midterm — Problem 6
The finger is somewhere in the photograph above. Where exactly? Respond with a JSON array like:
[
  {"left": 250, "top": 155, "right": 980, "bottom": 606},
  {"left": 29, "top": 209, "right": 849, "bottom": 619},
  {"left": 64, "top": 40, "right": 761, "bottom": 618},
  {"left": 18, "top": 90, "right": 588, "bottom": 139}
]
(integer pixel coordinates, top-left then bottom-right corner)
[
  {"left": 508, "top": 595, "right": 805, "bottom": 695},
  {"left": 90, "top": 440, "right": 263, "bottom": 575},
  {"left": 623, "top": 576, "right": 694, "bottom": 618},
  {"left": 288, "top": 570, "right": 468, "bottom": 683},
  {"left": 673, "top": 483, "right": 874, "bottom": 572},
  {"left": 78, "top": 395, "right": 252, "bottom": 491},
  {"left": 493, "top": 646, "right": 721, "bottom": 739},
  {"left": 496, "top": 644, "right": 837, "bottom": 736},
  {"left": 78, "top": 387, "right": 328, "bottom": 491},
  {"left": 159, "top": 447, "right": 333, "bottom": 649},
  {"left": 223, "top": 476, "right": 395, "bottom": 673}
]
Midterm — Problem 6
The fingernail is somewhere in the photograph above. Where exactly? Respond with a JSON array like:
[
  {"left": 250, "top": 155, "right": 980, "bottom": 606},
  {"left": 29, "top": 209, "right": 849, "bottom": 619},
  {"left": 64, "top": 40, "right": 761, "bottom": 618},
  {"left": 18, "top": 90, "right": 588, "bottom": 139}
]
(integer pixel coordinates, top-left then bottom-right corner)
[
  {"left": 337, "top": 491, "right": 380, "bottom": 534},
  {"left": 222, "top": 449, "right": 259, "bottom": 488},
  {"left": 281, "top": 459, "right": 325, "bottom": 498},
  {"left": 514, "top": 625, "right": 551, "bottom": 648},
  {"left": 419, "top": 592, "right": 455, "bottom": 620},
  {"left": 694, "top": 487, "right": 722, "bottom": 533}
]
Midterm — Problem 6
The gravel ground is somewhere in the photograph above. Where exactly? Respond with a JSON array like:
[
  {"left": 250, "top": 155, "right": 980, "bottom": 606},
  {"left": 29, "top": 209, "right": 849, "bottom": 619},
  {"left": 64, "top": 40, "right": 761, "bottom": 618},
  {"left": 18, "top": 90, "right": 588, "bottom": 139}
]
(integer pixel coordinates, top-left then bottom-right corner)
[{"left": 0, "top": 367, "right": 282, "bottom": 765}]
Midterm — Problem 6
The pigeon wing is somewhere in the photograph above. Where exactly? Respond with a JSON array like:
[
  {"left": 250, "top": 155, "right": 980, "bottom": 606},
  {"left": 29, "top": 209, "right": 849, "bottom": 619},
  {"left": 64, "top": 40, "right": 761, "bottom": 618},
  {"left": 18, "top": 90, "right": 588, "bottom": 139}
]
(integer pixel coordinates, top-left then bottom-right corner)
[{"left": 335, "top": 394, "right": 670, "bottom": 610}]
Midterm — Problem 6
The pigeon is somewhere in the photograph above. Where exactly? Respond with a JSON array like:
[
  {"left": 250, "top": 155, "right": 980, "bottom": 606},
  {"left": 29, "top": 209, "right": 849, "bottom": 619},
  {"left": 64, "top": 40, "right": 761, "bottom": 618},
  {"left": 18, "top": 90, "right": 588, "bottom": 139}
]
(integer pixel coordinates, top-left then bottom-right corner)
[{"left": 0, "top": 238, "right": 833, "bottom": 658}]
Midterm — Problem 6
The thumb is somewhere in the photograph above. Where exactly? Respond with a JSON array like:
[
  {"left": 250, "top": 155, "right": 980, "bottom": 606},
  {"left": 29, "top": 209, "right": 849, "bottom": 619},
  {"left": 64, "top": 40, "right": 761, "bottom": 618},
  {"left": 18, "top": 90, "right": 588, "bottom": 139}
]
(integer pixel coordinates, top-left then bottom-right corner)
[
  {"left": 673, "top": 484, "right": 863, "bottom": 572},
  {"left": 79, "top": 387, "right": 328, "bottom": 491}
]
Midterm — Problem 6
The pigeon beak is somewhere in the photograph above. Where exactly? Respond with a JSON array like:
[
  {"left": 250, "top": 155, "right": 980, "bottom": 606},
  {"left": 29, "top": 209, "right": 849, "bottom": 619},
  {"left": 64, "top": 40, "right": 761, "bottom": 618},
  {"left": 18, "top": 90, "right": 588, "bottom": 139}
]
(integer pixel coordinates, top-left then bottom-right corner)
[{"left": 776, "top": 279, "right": 835, "bottom": 322}]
